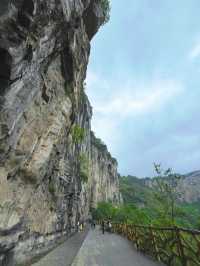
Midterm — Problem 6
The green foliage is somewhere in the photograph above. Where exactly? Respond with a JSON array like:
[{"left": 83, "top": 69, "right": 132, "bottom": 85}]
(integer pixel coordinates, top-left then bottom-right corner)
[
  {"left": 153, "top": 163, "right": 182, "bottom": 225},
  {"left": 92, "top": 202, "right": 116, "bottom": 220},
  {"left": 79, "top": 153, "right": 89, "bottom": 183},
  {"left": 48, "top": 181, "right": 55, "bottom": 195},
  {"left": 179, "top": 202, "right": 200, "bottom": 228},
  {"left": 91, "top": 131, "right": 107, "bottom": 151},
  {"left": 100, "top": 0, "right": 111, "bottom": 24},
  {"left": 119, "top": 165, "right": 200, "bottom": 229},
  {"left": 71, "top": 125, "right": 85, "bottom": 144},
  {"left": 92, "top": 202, "right": 151, "bottom": 225},
  {"left": 91, "top": 131, "right": 117, "bottom": 164},
  {"left": 114, "top": 204, "right": 151, "bottom": 224},
  {"left": 93, "top": 199, "right": 200, "bottom": 229},
  {"left": 119, "top": 175, "right": 154, "bottom": 206}
]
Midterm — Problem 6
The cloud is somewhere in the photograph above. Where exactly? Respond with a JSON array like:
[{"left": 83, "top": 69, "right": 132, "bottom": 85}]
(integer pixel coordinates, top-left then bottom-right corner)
[
  {"left": 87, "top": 71, "right": 184, "bottom": 118},
  {"left": 85, "top": 0, "right": 200, "bottom": 176},
  {"left": 189, "top": 41, "right": 200, "bottom": 60},
  {"left": 86, "top": 70, "right": 185, "bottom": 167}
]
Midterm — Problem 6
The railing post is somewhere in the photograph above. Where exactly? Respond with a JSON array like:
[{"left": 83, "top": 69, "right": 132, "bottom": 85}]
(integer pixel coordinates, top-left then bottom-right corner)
[
  {"left": 111, "top": 222, "right": 200, "bottom": 265},
  {"left": 134, "top": 225, "right": 139, "bottom": 250},
  {"left": 150, "top": 225, "right": 161, "bottom": 262},
  {"left": 175, "top": 227, "right": 187, "bottom": 266}
]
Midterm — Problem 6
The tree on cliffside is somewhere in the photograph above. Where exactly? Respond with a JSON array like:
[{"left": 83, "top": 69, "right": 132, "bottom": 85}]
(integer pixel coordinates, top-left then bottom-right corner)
[{"left": 100, "top": 0, "right": 111, "bottom": 24}]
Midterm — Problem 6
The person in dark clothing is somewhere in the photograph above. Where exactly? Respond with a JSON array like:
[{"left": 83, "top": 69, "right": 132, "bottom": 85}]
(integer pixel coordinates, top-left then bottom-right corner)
[
  {"left": 91, "top": 220, "right": 95, "bottom": 229},
  {"left": 106, "top": 220, "right": 109, "bottom": 231},
  {"left": 102, "top": 220, "right": 105, "bottom": 234}
]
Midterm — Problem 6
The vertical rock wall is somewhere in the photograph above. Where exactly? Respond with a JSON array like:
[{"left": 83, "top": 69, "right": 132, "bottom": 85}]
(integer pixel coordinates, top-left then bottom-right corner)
[{"left": 0, "top": 0, "right": 120, "bottom": 265}]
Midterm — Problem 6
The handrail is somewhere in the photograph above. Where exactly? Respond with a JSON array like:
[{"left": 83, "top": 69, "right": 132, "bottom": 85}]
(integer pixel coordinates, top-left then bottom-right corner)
[
  {"left": 111, "top": 223, "right": 200, "bottom": 266},
  {"left": 113, "top": 223, "right": 200, "bottom": 234}
]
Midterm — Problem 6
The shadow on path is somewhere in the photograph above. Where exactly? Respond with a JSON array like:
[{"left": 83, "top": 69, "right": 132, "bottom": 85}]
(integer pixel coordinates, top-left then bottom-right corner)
[{"left": 32, "top": 228, "right": 89, "bottom": 266}]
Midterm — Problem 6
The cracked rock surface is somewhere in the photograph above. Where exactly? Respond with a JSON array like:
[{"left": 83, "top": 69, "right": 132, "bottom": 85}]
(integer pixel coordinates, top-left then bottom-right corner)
[{"left": 0, "top": 1, "right": 121, "bottom": 265}]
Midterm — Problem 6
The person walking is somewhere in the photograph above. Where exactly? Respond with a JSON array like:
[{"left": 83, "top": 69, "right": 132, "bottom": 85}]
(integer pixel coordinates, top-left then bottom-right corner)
[
  {"left": 108, "top": 221, "right": 112, "bottom": 233},
  {"left": 91, "top": 220, "right": 95, "bottom": 229},
  {"left": 102, "top": 220, "right": 105, "bottom": 234},
  {"left": 77, "top": 221, "right": 80, "bottom": 232},
  {"left": 80, "top": 222, "right": 83, "bottom": 232}
]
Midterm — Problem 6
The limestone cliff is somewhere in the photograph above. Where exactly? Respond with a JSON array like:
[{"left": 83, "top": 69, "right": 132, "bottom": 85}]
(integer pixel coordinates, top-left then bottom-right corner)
[
  {"left": 144, "top": 171, "right": 200, "bottom": 203},
  {"left": 0, "top": 1, "right": 120, "bottom": 265},
  {"left": 120, "top": 172, "right": 200, "bottom": 207},
  {"left": 177, "top": 171, "right": 200, "bottom": 203}
]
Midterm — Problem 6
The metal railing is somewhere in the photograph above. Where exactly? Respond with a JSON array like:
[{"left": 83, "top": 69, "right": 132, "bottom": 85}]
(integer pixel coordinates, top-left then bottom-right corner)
[{"left": 112, "top": 223, "right": 200, "bottom": 266}]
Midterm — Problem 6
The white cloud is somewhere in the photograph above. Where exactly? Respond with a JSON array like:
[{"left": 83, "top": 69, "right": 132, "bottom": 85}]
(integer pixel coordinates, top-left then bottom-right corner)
[
  {"left": 189, "top": 41, "right": 200, "bottom": 60},
  {"left": 87, "top": 71, "right": 184, "bottom": 118},
  {"left": 86, "top": 70, "right": 184, "bottom": 153}
]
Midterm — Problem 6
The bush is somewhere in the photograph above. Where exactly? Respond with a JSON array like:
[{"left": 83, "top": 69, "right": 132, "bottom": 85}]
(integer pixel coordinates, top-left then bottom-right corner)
[
  {"left": 92, "top": 202, "right": 116, "bottom": 220},
  {"left": 80, "top": 170, "right": 88, "bottom": 183},
  {"left": 71, "top": 125, "right": 85, "bottom": 144},
  {"left": 79, "top": 153, "right": 89, "bottom": 183},
  {"left": 91, "top": 131, "right": 107, "bottom": 151},
  {"left": 64, "top": 83, "right": 72, "bottom": 96},
  {"left": 91, "top": 131, "right": 118, "bottom": 164},
  {"left": 49, "top": 181, "right": 55, "bottom": 195},
  {"left": 92, "top": 202, "right": 151, "bottom": 225},
  {"left": 100, "top": 0, "right": 111, "bottom": 24}
]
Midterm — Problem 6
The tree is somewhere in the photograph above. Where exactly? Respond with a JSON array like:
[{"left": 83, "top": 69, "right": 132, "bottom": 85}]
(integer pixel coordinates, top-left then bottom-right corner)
[
  {"left": 153, "top": 163, "right": 182, "bottom": 225},
  {"left": 92, "top": 202, "right": 116, "bottom": 220}
]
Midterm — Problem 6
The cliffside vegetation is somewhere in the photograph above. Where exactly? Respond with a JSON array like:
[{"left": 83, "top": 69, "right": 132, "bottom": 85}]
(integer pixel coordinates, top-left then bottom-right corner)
[
  {"left": 79, "top": 153, "right": 89, "bottom": 183},
  {"left": 71, "top": 125, "right": 85, "bottom": 144},
  {"left": 94, "top": 165, "right": 200, "bottom": 229},
  {"left": 91, "top": 131, "right": 117, "bottom": 164},
  {"left": 100, "top": 0, "right": 111, "bottom": 24}
]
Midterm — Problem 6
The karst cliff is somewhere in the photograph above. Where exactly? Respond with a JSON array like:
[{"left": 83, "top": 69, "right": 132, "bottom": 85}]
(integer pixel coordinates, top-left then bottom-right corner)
[{"left": 0, "top": 1, "right": 120, "bottom": 265}]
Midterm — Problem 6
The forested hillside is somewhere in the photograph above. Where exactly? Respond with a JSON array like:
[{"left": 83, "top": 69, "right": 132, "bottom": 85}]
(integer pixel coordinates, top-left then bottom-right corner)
[{"left": 93, "top": 170, "right": 200, "bottom": 230}]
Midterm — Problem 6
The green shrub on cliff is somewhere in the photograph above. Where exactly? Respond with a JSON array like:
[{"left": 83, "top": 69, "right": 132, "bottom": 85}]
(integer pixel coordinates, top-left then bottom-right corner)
[
  {"left": 48, "top": 181, "right": 55, "bottom": 195},
  {"left": 91, "top": 131, "right": 107, "bottom": 151},
  {"left": 71, "top": 125, "right": 85, "bottom": 144},
  {"left": 91, "top": 131, "right": 118, "bottom": 164},
  {"left": 100, "top": 0, "right": 111, "bottom": 24},
  {"left": 79, "top": 153, "right": 89, "bottom": 183}
]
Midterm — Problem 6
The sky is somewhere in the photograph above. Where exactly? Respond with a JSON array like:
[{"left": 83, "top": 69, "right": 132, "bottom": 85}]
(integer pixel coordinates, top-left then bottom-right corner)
[{"left": 86, "top": 0, "right": 200, "bottom": 177}]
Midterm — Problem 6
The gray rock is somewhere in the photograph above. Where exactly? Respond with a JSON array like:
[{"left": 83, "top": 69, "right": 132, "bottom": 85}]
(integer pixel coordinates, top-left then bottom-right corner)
[{"left": 0, "top": 0, "right": 121, "bottom": 265}]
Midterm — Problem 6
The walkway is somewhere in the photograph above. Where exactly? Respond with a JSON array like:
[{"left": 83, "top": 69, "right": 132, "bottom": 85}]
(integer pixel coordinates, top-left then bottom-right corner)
[
  {"left": 32, "top": 228, "right": 89, "bottom": 266},
  {"left": 32, "top": 227, "right": 163, "bottom": 266},
  {"left": 72, "top": 227, "right": 163, "bottom": 266}
]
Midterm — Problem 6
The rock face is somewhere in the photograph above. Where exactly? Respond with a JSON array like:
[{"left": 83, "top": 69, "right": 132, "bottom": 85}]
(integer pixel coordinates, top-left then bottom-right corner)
[
  {"left": 143, "top": 171, "right": 200, "bottom": 204},
  {"left": 177, "top": 171, "right": 200, "bottom": 203},
  {"left": 0, "top": 1, "right": 120, "bottom": 265},
  {"left": 144, "top": 171, "right": 200, "bottom": 203},
  {"left": 120, "top": 172, "right": 200, "bottom": 208}
]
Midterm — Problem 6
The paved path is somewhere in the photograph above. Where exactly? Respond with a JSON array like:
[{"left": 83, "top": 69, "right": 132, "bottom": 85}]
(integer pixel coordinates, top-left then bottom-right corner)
[
  {"left": 72, "top": 227, "right": 163, "bottom": 266},
  {"left": 32, "top": 228, "right": 89, "bottom": 266}
]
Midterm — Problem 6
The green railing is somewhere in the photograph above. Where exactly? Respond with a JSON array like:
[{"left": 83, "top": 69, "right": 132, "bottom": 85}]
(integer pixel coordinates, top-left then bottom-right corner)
[{"left": 112, "top": 223, "right": 200, "bottom": 266}]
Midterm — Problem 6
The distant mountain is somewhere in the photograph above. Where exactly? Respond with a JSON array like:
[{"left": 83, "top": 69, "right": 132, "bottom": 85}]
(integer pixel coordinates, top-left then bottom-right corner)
[
  {"left": 119, "top": 175, "right": 154, "bottom": 207},
  {"left": 119, "top": 170, "right": 200, "bottom": 205}
]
